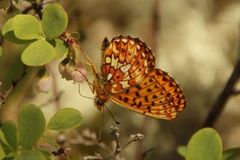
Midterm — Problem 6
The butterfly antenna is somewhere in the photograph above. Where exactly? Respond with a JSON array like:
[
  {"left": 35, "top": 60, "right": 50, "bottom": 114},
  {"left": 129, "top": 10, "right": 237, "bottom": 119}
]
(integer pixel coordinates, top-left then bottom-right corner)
[
  {"left": 77, "top": 46, "right": 99, "bottom": 77},
  {"left": 78, "top": 85, "right": 95, "bottom": 100},
  {"left": 105, "top": 104, "right": 120, "bottom": 125},
  {"left": 97, "top": 107, "right": 105, "bottom": 143}
]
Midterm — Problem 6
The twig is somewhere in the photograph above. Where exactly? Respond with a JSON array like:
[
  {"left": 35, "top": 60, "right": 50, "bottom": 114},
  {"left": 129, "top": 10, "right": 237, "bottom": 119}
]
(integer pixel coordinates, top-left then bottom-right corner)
[
  {"left": 231, "top": 89, "right": 240, "bottom": 95},
  {"left": 109, "top": 126, "right": 144, "bottom": 160},
  {"left": 110, "top": 126, "right": 122, "bottom": 157},
  {"left": 122, "top": 134, "right": 144, "bottom": 151},
  {"left": 141, "top": 147, "right": 156, "bottom": 159},
  {"left": 203, "top": 58, "right": 240, "bottom": 127}
]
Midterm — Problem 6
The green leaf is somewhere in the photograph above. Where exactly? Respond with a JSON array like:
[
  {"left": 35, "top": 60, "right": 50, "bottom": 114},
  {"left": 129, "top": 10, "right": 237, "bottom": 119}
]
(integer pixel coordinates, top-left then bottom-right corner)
[
  {"left": 186, "top": 128, "right": 222, "bottom": 160},
  {"left": 177, "top": 146, "right": 187, "bottom": 157},
  {"left": 42, "top": 4, "right": 68, "bottom": 39},
  {"left": 54, "top": 39, "right": 68, "bottom": 57},
  {"left": 2, "top": 18, "right": 13, "bottom": 36},
  {"left": 21, "top": 39, "right": 56, "bottom": 66},
  {"left": 15, "top": 150, "right": 46, "bottom": 160},
  {"left": 2, "top": 18, "right": 31, "bottom": 44},
  {"left": 1, "top": 121, "right": 18, "bottom": 151},
  {"left": 222, "top": 148, "right": 240, "bottom": 160},
  {"left": 0, "top": 130, "right": 8, "bottom": 145},
  {"left": 39, "top": 150, "right": 52, "bottom": 160},
  {"left": 0, "top": 130, "right": 14, "bottom": 159},
  {"left": 0, "top": 46, "right": 2, "bottom": 57},
  {"left": 18, "top": 104, "right": 46, "bottom": 149},
  {"left": 47, "top": 108, "right": 82, "bottom": 130},
  {"left": 5, "top": 152, "right": 16, "bottom": 159},
  {"left": 0, "top": 142, "right": 5, "bottom": 160},
  {"left": 13, "top": 14, "right": 43, "bottom": 40},
  {"left": 0, "top": 140, "right": 12, "bottom": 157}
]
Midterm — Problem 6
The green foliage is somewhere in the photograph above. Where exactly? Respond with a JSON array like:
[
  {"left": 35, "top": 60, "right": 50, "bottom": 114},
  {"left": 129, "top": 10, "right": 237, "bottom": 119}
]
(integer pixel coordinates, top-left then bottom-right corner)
[
  {"left": 1, "top": 122, "right": 18, "bottom": 151},
  {"left": 0, "top": 143, "right": 4, "bottom": 159},
  {"left": 2, "top": 18, "right": 14, "bottom": 36},
  {"left": 13, "top": 15, "right": 43, "bottom": 40},
  {"left": 0, "top": 46, "right": 2, "bottom": 57},
  {"left": 54, "top": 39, "right": 68, "bottom": 57},
  {"left": 15, "top": 150, "right": 45, "bottom": 160},
  {"left": 2, "top": 18, "right": 31, "bottom": 44},
  {"left": 186, "top": 128, "right": 222, "bottom": 160},
  {"left": 0, "top": 1, "right": 84, "bottom": 159},
  {"left": 178, "top": 128, "right": 240, "bottom": 160},
  {"left": 0, "top": 130, "right": 9, "bottom": 145},
  {"left": 0, "top": 130, "right": 13, "bottom": 159},
  {"left": 47, "top": 108, "right": 83, "bottom": 130},
  {"left": 1, "top": 3, "right": 69, "bottom": 66},
  {"left": 18, "top": 104, "right": 46, "bottom": 149},
  {"left": 0, "top": 103, "right": 82, "bottom": 159},
  {"left": 42, "top": 4, "right": 68, "bottom": 39},
  {"left": 21, "top": 39, "right": 56, "bottom": 66},
  {"left": 177, "top": 146, "right": 186, "bottom": 157},
  {"left": 222, "top": 148, "right": 240, "bottom": 160}
]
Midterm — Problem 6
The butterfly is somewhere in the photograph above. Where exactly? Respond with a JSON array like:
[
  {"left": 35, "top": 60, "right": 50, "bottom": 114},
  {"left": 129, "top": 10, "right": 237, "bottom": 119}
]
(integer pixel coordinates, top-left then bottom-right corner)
[{"left": 91, "top": 35, "right": 186, "bottom": 120}]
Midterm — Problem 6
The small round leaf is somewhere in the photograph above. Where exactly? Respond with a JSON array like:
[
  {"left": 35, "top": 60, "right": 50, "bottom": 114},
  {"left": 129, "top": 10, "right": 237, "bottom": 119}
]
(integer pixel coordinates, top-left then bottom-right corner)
[
  {"left": 177, "top": 146, "right": 187, "bottom": 157},
  {"left": 42, "top": 4, "right": 68, "bottom": 39},
  {"left": 186, "top": 128, "right": 222, "bottom": 160},
  {"left": 15, "top": 150, "right": 46, "bottom": 160},
  {"left": 2, "top": 18, "right": 13, "bottom": 36},
  {"left": 47, "top": 108, "right": 82, "bottom": 130},
  {"left": 13, "top": 14, "right": 43, "bottom": 40},
  {"left": 18, "top": 104, "right": 46, "bottom": 149},
  {"left": 21, "top": 39, "right": 56, "bottom": 66},
  {"left": 1, "top": 121, "right": 18, "bottom": 151},
  {"left": 54, "top": 39, "right": 68, "bottom": 57},
  {"left": 2, "top": 18, "right": 31, "bottom": 44}
]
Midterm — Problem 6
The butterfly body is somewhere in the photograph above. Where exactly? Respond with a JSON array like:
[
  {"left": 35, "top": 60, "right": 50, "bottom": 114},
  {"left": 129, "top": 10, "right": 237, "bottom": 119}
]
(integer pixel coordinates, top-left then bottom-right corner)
[{"left": 94, "top": 35, "right": 186, "bottom": 120}]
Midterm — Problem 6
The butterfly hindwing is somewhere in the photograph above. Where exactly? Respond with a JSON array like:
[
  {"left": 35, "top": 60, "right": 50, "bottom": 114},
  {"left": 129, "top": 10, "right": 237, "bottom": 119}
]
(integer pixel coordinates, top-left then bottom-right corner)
[{"left": 109, "top": 69, "right": 186, "bottom": 120}]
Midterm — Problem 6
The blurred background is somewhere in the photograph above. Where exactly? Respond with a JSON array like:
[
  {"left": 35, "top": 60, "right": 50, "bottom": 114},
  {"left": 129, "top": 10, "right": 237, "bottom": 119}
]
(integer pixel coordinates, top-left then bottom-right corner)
[{"left": 1, "top": 0, "right": 240, "bottom": 159}]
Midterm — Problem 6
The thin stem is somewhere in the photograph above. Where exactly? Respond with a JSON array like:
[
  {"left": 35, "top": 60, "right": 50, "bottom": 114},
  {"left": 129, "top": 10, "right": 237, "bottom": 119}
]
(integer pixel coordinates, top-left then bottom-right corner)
[{"left": 203, "top": 58, "right": 240, "bottom": 127}]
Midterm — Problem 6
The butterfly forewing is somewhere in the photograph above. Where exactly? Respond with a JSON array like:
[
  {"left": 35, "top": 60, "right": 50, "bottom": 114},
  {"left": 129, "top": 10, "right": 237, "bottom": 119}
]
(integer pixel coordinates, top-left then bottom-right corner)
[
  {"left": 102, "top": 36, "right": 155, "bottom": 93},
  {"left": 100, "top": 35, "right": 186, "bottom": 120}
]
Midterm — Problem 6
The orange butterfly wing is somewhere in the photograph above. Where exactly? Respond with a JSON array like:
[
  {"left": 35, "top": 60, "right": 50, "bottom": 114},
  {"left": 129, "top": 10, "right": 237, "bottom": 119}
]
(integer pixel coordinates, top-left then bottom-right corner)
[
  {"left": 101, "top": 35, "right": 186, "bottom": 119},
  {"left": 109, "top": 69, "right": 186, "bottom": 120},
  {"left": 102, "top": 36, "right": 155, "bottom": 93}
]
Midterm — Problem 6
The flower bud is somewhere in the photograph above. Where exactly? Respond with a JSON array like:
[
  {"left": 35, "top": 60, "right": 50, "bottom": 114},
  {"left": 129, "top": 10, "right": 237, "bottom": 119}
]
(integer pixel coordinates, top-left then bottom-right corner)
[{"left": 37, "top": 76, "right": 53, "bottom": 93}]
